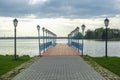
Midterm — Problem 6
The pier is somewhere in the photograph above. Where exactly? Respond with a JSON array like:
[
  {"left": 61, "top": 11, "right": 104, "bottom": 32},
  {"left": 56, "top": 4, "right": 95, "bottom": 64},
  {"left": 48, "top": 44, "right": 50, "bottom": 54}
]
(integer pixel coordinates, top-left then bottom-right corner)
[{"left": 12, "top": 27, "right": 106, "bottom": 80}]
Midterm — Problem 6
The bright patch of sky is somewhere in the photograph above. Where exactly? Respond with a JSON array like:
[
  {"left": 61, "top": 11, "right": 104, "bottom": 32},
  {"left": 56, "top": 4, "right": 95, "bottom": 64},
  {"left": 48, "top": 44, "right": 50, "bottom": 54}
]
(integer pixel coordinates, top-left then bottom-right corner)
[
  {"left": 0, "top": 17, "right": 120, "bottom": 37},
  {"left": 29, "top": 0, "right": 47, "bottom": 5}
]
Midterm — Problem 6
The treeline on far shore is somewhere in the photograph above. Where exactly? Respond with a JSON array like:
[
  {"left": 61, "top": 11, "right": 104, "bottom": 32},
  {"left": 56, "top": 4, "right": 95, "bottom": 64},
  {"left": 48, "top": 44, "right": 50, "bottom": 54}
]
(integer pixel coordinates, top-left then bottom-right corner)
[{"left": 74, "top": 27, "right": 120, "bottom": 41}]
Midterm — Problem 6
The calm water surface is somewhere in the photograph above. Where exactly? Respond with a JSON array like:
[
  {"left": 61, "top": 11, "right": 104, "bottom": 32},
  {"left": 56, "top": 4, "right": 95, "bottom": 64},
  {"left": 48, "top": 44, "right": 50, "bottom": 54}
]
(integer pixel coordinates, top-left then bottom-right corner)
[
  {"left": 84, "top": 40, "right": 120, "bottom": 57},
  {"left": 0, "top": 39, "right": 120, "bottom": 57}
]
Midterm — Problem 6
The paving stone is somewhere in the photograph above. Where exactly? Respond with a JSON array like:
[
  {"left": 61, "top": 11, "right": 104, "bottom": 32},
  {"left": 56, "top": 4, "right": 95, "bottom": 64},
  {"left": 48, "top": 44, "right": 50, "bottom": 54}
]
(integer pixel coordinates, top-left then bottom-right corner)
[{"left": 12, "top": 56, "right": 105, "bottom": 80}]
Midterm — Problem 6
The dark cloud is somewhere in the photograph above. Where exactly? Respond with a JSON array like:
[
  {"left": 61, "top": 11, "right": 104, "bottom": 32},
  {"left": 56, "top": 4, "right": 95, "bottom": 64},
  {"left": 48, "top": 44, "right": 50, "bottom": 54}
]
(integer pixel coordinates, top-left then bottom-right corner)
[
  {"left": 0, "top": 0, "right": 119, "bottom": 18},
  {"left": 0, "top": 0, "right": 30, "bottom": 17}
]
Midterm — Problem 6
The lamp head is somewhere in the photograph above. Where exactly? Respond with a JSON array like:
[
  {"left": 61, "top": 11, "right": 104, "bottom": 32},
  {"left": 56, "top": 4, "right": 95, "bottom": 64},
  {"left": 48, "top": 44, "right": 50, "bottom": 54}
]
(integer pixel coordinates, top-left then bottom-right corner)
[
  {"left": 42, "top": 27, "right": 45, "bottom": 31},
  {"left": 81, "top": 24, "right": 86, "bottom": 31},
  {"left": 76, "top": 27, "right": 79, "bottom": 31},
  {"left": 37, "top": 25, "right": 40, "bottom": 30},
  {"left": 104, "top": 18, "right": 109, "bottom": 27},
  {"left": 45, "top": 29, "right": 48, "bottom": 32},
  {"left": 13, "top": 18, "right": 18, "bottom": 27}
]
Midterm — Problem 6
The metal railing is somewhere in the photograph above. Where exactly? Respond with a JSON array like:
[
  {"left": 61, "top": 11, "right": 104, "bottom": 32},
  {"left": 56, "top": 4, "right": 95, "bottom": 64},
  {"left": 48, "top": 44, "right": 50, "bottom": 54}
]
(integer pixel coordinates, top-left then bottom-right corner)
[
  {"left": 37, "top": 26, "right": 57, "bottom": 56},
  {"left": 68, "top": 27, "right": 82, "bottom": 53}
]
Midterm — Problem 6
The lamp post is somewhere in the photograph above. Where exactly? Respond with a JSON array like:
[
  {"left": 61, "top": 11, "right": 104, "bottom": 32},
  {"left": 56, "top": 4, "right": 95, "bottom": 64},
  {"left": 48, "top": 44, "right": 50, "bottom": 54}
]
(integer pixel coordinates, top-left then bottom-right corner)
[
  {"left": 81, "top": 24, "right": 86, "bottom": 56},
  {"left": 70, "top": 33, "right": 72, "bottom": 46},
  {"left": 13, "top": 18, "right": 18, "bottom": 60},
  {"left": 71, "top": 32, "right": 73, "bottom": 47},
  {"left": 52, "top": 33, "right": 54, "bottom": 46},
  {"left": 104, "top": 18, "right": 109, "bottom": 58},
  {"left": 76, "top": 27, "right": 79, "bottom": 52},
  {"left": 53, "top": 34, "right": 55, "bottom": 46},
  {"left": 42, "top": 27, "right": 45, "bottom": 52},
  {"left": 54, "top": 34, "right": 56, "bottom": 46},
  {"left": 53, "top": 33, "right": 55, "bottom": 46},
  {"left": 37, "top": 25, "right": 41, "bottom": 56},
  {"left": 45, "top": 29, "right": 48, "bottom": 50},
  {"left": 68, "top": 34, "right": 70, "bottom": 46}
]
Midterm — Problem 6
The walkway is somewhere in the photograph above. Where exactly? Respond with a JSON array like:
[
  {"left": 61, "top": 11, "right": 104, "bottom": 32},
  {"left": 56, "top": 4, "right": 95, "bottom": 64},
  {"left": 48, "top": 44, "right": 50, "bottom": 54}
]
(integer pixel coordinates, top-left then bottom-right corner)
[
  {"left": 43, "top": 44, "right": 80, "bottom": 56},
  {"left": 12, "top": 44, "right": 105, "bottom": 80}
]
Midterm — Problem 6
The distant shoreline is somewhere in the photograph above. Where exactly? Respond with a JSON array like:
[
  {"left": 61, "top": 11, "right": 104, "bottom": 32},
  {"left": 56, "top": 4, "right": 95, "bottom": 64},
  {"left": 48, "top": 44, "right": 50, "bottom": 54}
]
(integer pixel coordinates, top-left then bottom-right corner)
[
  {"left": 0, "top": 37, "right": 68, "bottom": 39},
  {"left": 0, "top": 37, "right": 120, "bottom": 41}
]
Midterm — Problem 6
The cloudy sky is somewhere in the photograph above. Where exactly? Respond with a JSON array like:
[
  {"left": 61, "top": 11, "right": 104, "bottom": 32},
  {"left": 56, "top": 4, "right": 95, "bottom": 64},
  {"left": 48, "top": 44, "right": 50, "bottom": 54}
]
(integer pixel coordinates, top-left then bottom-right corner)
[{"left": 0, "top": 0, "right": 120, "bottom": 37}]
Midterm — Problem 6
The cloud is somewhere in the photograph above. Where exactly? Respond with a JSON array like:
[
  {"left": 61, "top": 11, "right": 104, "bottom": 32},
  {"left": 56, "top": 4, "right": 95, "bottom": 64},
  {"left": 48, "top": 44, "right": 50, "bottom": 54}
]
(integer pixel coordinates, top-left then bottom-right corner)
[
  {"left": 0, "top": 0, "right": 30, "bottom": 17},
  {"left": 0, "top": 0, "right": 119, "bottom": 18}
]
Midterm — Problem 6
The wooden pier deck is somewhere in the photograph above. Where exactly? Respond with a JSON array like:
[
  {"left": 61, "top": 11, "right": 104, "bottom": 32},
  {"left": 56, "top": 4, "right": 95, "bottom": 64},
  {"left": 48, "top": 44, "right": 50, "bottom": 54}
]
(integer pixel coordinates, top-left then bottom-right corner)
[{"left": 43, "top": 44, "right": 80, "bottom": 56}]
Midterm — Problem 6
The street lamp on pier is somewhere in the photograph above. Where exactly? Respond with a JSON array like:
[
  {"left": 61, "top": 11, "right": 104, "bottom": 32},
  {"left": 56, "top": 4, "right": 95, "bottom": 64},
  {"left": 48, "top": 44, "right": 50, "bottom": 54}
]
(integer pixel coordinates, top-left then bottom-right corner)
[
  {"left": 45, "top": 29, "right": 48, "bottom": 50},
  {"left": 76, "top": 27, "right": 79, "bottom": 52},
  {"left": 13, "top": 18, "right": 18, "bottom": 60},
  {"left": 37, "top": 25, "right": 41, "bottom": 56},
  {"left": 104, "top": 18, "right": 109, "bottom": 58},
  {"left": 81, "top": 24, "right": 86, "bottom": 56},
  {"left": 42, "top": 27, "right": 45, "bottom": 52}
]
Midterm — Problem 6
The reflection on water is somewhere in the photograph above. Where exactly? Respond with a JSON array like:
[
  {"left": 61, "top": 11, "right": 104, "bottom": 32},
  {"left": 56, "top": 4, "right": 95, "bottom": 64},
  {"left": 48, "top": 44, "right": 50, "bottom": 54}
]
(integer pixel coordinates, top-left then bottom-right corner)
[{"left": 0, "top": 39, "right": 120, "bottom": 57}]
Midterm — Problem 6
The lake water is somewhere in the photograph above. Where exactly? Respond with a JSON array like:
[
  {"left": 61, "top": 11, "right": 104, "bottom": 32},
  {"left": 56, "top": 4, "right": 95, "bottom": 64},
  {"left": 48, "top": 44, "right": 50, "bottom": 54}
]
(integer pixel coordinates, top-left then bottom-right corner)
[{"left": 0, "top": 39, "right": 120, "bottom": 57}]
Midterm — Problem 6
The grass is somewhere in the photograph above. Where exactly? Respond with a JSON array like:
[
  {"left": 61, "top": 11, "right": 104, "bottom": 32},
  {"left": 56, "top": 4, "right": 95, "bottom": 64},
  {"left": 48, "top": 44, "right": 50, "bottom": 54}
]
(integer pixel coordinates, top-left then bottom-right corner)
[
  {"left": 89, "top": 56, "right": 120, "bottom": 76},
  {"left": 0, "top": 55, "right": 31, "bottom": 76}
]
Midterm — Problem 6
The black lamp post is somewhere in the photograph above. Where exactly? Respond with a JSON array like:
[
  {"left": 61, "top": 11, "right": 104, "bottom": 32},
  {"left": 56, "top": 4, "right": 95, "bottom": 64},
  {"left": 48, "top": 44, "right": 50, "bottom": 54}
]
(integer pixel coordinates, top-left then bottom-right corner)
[
  {"left": 52, "top": 33, "right": 54, "bottom": 46},
  {"left": 37, "top": 25, "right": 41, "bottom": 56},
  {"left": 13, "top": 18, "right": 18, "bottom": 60},
  {"left": 53, "top": 33, "right": 55, "bottom": 46},
  {"left": 70, "top": 33, "right": 72, "bottom": 46},
  {"left": 42, "top": 27, "right": 45, "bottom": 52},
  {"left": 76, "top": 27, "right": 79, "bottom": 52},
  {"left": 71, "top": 32, "right": 72, "bottom": 46},
  {"left": 68, "top": 34, "right": 70, "bottom": 46},
  {"left": 45, "top": 29, "right": 48, "bottom": 50},
  {"left": 104, "top": 18, "right": 109, "bottom": 58},
  {"left": 81, "top": 24, "right": 86, "bottom": 56}
]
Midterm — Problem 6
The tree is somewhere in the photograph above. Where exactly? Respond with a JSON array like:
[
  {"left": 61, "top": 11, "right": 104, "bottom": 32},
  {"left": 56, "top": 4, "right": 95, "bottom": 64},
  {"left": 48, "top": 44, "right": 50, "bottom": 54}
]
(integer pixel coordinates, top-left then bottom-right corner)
[
  {"left": 94, "top": 27, "right": 104, "bottom": 39},
  {"left": 74, "top": 32, "right": 82, "bottom": 39},
  {"left": 84, "top": 27, "right": 120, "bottom": 40},
  {"left": 85, "top": 29, "right": 95, "bottom": 39}
]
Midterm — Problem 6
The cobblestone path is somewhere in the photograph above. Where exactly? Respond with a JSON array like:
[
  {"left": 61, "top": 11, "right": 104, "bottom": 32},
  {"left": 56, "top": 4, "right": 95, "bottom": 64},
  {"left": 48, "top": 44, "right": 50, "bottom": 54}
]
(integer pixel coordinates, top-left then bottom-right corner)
[{"left": 12, "top": 44, "right": 105, "bottom": 80}]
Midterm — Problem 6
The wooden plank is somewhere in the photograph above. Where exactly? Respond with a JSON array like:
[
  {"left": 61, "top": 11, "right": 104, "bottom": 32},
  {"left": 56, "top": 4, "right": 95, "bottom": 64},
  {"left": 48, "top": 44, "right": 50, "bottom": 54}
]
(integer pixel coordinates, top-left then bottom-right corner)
[{"left": 43, "top": 44, "right": 81, "bottom": 56}]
